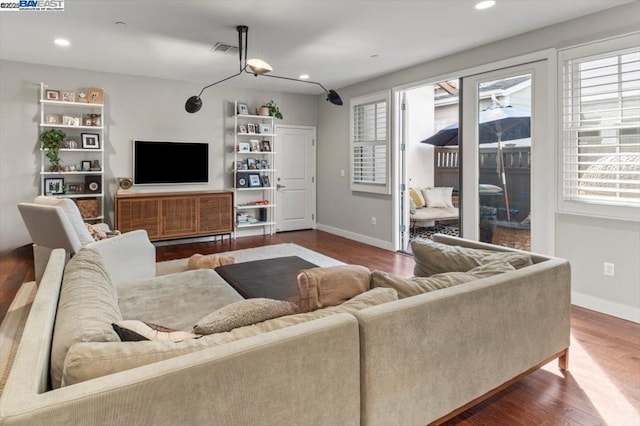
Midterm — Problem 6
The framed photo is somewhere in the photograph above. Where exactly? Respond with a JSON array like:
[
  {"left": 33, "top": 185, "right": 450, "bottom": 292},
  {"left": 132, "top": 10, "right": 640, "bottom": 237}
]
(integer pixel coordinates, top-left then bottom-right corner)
[
  {"left": 250, "top": 140, "right": 260, "bottom": 152},
  {"left": 235, "top": 173, "right": 248, "bottom": 188},
  {"left": 260, "top": 159, "right": 269, "bottom": 169},
  {"left": 62, "top": 91, "right": 75, "bottom": 102},
  {"left": 87, "top": 88, "right": 104, "bottom": 104},
  {"left": 238, "top": 125, "right": 247, "bottom": 134},
  {"left": 247, "top": 123, "right": 255, "bottom": 134},
  {"left": 45, "top": 114, "right": 61, "bottom": 124},
  {"left": 81, "top": 160, "right": 92, "bottom": 171},
  {"left": 81, "top": 133, "right": 101, "bottom": 149},
  {"left": 44, "top": 178, "right": 64, "bottom": 195},
  {"left": 261, "top": 140, "right": 271, "bottom": 152},
  {"left": 84, "top": 175, "right": 101, "bottom": 194},
  {"left": 261, "top": 174, "right": 270, "bottom": 187},
  {"left": 63, "top": 115, "right": 80, "bottom": 126},
  {"left": 259, "top": 124, "right": 271, "bottom": 134},
  {"left": 235, "top": 161, "right": 247, "bottom": 170},
  {"left": 83, "top": 113, "right": 101, "bottom": 127},
  {"left": 45, "top": 90, "right": 60, "bottom": 101},
  {"left": 246, "top": 158, "right": 256, "bottom": 169},
  {"left": 248, "top": 173, "right": 262, "bottom": 188},
  {"left": 238, "top": 142, "right": 250, "bottom": 152},
  {"left": 237, "top": 103, "right": 249, "bottom": 115},
  {"left": 66, "top": 182, "right": 84, "bottom": 194}
]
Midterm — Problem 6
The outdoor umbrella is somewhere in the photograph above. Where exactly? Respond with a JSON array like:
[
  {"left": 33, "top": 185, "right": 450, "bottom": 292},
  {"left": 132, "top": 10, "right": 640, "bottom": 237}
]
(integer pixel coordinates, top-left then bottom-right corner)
[{"left": 421, "top": 103, "right": 531, "bottom": 220}]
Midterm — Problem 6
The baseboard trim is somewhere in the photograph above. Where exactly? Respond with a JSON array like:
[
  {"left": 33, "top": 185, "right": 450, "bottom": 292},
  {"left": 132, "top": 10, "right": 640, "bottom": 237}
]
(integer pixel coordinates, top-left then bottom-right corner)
[
  {"left": 572, "top": 291, "right": 640, "bottom": 323},
  {"left": 316, "top": 224, "right": 394, "bottom": 251}
]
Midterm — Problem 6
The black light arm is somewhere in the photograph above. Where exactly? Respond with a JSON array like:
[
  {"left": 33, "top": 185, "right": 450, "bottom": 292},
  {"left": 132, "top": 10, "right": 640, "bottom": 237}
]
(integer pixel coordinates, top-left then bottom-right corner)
[
  {"left": 185, "top": 24, "right": 343, "bottom": 113},
  {"left": 256, "top": 72, "right": 343, "bottom": 105}
]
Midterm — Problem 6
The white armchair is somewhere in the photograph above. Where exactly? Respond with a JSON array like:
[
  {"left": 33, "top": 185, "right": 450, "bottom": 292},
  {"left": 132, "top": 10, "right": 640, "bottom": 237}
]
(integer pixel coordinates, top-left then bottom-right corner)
[{"left": 18, "top": 196, "right": 156, "bottom": 284}]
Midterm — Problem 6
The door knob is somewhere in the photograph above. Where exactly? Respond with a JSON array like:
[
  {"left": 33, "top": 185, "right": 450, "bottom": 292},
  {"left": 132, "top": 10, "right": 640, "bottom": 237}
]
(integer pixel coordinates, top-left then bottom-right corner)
[{"left": 277, "top": 184, "right": 286, "bottom": 189}]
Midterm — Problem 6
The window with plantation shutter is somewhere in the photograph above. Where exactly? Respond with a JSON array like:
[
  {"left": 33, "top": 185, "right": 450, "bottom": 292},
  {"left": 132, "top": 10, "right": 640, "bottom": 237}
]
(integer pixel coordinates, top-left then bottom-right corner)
[
  {"left": 350, "top": 91, "right": 391, "bottom": 194},
  {"left": 559, "top": 34, "right": 640, "bottom": 220}
]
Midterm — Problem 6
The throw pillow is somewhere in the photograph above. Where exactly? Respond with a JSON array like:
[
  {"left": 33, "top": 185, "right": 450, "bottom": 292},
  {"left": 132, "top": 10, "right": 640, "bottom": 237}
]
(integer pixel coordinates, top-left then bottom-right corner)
[
  {"left": 112, "top": 320, "right": 201, "bottom": 342},
  {"left": 411, "top": 238, "right": 532, "bottom": 277},
  {"left": 86, "top": 223, "right": 122, "bottom": 241},
  {"left": 371, "top": 261, "right": 515, "bottom": 298},
  {"left": 297, "top": 265, "right": 371, "bottom": 312},
  {"left": 421, "top": 187, "right": 454, "bottom": 208},
  {"left": 409, "top": 188, "right": 426, "bottom": 208},
  {"left": 193, "top": 298, "right": 300, "bottom": 335},
  {"left": 187, "top": 253, "right": 236, "bottom": 270}
]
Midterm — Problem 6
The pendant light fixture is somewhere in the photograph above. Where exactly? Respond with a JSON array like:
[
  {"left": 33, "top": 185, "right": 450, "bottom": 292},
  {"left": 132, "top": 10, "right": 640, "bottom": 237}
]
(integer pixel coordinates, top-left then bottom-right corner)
[{"left": 185, "top": 25, "right": 342, "bottom": 113}]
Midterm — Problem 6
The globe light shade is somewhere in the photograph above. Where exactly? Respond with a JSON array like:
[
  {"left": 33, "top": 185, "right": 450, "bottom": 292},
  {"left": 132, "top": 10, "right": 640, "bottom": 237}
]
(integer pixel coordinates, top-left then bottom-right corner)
[{"left": 185, "top": 95, "right": 202, "bottom": 113}]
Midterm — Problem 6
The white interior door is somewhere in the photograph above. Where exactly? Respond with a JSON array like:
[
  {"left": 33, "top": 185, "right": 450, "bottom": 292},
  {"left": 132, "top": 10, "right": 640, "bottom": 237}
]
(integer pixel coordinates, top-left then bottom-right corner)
[{"left": 275, "top": 125, "right": 316, "bottom": 232}]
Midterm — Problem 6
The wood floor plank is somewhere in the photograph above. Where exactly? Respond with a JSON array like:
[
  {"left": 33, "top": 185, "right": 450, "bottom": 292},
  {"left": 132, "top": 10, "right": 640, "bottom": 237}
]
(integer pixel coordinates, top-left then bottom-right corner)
[{"left": 1, "top": 230, "right": 638, "bottom": 424}]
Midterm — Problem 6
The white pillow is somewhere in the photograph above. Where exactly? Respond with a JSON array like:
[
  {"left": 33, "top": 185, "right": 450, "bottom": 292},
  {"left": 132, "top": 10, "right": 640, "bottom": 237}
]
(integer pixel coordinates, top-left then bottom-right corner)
[{"left": 421, "top": 187, "right": 453, "bottom": 208}]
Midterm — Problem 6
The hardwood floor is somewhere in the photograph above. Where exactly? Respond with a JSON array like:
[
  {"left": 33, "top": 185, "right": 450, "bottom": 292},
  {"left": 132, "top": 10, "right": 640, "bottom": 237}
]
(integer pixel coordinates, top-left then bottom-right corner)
[{"left": 1, "top": 230, "right": 638, "bottom": 425}]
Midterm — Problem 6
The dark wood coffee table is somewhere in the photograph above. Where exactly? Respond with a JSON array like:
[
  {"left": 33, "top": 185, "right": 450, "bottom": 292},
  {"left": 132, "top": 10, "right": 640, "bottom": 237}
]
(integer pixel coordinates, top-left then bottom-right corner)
[{"left": 215, "top": 256, "right": 318, "bottom": 302}]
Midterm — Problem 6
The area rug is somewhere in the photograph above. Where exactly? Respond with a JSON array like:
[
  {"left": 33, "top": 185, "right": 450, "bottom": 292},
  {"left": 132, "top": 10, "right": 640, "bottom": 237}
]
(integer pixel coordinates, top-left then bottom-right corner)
[{"left": 156, "top": 243, "right": 344, "bottom": 275}]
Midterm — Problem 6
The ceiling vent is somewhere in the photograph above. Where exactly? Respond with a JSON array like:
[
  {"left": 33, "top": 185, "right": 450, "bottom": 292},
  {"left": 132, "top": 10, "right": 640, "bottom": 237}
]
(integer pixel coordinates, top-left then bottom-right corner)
[{"left": 211, "top": 42, "right": 239, "bottom": 55}]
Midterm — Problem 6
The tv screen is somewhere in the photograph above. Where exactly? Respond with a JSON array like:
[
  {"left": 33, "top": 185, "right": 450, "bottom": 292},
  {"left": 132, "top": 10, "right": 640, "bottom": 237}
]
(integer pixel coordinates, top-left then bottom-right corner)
[{"left": 133, "top": 140, "right": 209, "bottom": 185}]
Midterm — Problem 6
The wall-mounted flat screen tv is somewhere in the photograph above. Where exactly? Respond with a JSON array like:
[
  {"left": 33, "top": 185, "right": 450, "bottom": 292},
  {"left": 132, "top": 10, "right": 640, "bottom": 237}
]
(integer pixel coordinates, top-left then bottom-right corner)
[{"left": 133, "top": 140, "right": 209, "bottom": 185}]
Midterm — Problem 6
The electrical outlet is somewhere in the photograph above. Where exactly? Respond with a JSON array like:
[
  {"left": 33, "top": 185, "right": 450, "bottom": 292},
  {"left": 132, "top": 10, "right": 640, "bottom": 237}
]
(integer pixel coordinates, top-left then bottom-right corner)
[
  {"left": 604, "top": 262, "right": 615, "bottom": 277},
  {"left": 371, "top": 217, "right": 376, "bottom": 225},
  {"left": 340, "top": 169, "right": 345, "bottom": 177}
]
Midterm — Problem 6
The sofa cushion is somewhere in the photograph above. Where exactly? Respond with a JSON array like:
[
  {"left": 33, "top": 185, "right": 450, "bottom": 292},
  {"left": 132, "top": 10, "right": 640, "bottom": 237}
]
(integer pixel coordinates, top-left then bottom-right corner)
[
  {"left": 411, "top": 238, "right": 532, "bottom": 277},
  {"left": 193, "top": 299, "right": 300, "bottom": 335},
  {"left": 51, "top": 248, "right": 122, "bottom": 389},
  {"left": 116, "top": 269, "right": 245, "bottom": 331},
  {"left": 297, "top": 265, "right": 371, "bottom": 312},
  {"left": 371, "top": 261, "right": 516, "bottom": 298},
  {"left": 61, "top": 287, "right": 398, "bottom": 386},
  {"left": 421, "top": 187, "right": 454, "bottom": 208},
  {"left": 112, "top": 320, "right": 201, "bottom": 342},
  {"left": 187, "top": 253, "right": 235, "bottom": 270}
]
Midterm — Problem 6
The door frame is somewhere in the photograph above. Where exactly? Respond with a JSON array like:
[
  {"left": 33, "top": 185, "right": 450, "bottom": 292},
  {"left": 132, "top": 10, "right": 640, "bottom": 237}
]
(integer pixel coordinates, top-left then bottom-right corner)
[
  {"left": 461, "top": 60, "right": 553, "bottom": 254},
  {"left": 274, "top": 124, "right": 317, "bottom": 232}
]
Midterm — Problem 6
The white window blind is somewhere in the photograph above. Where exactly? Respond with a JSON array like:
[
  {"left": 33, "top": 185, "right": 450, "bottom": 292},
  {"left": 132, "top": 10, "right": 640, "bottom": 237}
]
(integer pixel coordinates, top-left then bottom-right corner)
[
  {"left": 350, "top": 91, "right": 391, "bottom": 194},
  {"left": 560, "top": 35, "right": 640, "bottom": 220}
]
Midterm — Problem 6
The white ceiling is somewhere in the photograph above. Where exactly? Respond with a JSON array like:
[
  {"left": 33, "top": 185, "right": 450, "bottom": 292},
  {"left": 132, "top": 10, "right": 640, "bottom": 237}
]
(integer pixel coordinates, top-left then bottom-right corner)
[{"left": 0, "top": 0, "right": 634, "bottom": 95}]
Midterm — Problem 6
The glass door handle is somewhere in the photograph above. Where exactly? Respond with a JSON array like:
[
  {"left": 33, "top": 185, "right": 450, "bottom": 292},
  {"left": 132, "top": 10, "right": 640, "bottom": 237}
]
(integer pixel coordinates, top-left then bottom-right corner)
[{"left": 277, "top": 184, "right": 286, "bottom": 190}]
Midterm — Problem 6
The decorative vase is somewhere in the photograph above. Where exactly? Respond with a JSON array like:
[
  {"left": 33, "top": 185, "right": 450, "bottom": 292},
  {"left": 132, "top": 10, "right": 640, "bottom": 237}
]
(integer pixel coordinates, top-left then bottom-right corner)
[{"left": 257, "top": 106, "right": 269, "bottom": 116}]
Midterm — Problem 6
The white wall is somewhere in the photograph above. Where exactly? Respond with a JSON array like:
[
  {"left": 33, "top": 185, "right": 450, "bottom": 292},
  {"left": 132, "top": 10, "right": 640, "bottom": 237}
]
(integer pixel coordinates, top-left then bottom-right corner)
[
  {"left": 0, "top": 60, "right": 318, "bottom": 253},
  {"left": 316, "top": 2, "right": 640, "bottom": 321}
]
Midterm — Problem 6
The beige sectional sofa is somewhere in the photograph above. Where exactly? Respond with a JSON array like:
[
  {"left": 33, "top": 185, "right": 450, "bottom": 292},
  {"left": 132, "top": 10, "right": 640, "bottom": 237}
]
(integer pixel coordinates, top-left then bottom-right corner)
[{"left": 0, "top": 234, "right": 571, "bottom": 426}]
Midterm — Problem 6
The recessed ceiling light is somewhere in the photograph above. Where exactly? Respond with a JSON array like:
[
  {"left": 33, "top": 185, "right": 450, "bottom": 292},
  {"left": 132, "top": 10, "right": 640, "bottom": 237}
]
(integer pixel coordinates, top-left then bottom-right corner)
[
  {"left": 475, "top": 0, "right": 496, "bottom": 10},
  {"left": 54, "top": 38, "right": 70, "bottom": 47},
  {"left": 299, "top": 74, "right": 310, "bottom": 80}
]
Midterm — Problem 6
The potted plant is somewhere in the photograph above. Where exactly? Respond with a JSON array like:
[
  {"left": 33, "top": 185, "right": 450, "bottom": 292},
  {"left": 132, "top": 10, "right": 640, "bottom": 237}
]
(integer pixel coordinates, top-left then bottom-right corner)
[
  {"left": 39, "top": 128, "right": 66, "bottom": 171},
  {"left": 264, "top": 100, "right": 283, "bottom": 119}
]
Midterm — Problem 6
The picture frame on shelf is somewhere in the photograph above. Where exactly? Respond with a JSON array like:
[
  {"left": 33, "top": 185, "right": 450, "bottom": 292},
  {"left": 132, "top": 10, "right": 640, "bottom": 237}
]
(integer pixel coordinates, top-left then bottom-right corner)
[
  {"left": 247, "top": 123, "right": 256, "bottom": 134},
  {"left": 62, "top": 91, "right": 75, "bottom": 102},
  {"left": 87, "top": 88, "right": 104, "bottom": 104},
  {"left": 76, "top": 92, "right": 88, "bottom": 103},
  {"left": 259, "top": 124, "right": 271, "bottom": 134},
  {"left": 246, "top": 158, "right": 256, "bottom": 169},
  {"left": 44, "top": 178, "right": 64, "bottom": 195},
  {"left": 248, "top": 173, "right": 262, "bottom": 188},
  {"left": 236, "top": 173, "right": 248, "bottom": 188},
  {"left": 261, "top": 175, "right": 270, "bottom": 187},
  {"left": 81, "top": 133, "right": 101, "bottom": 149},
  {"left": 83, "top": 113, "right": 102, "bottom": 127},
  {"left": 237, "top": 102, "right": 249, "bottom": 115},
  {"left": 235, "top": 161, "right": 247, "bottom": 170},
  {"left": 81, "top": 160, "right": 91, "bottom": 171},
  {"left": 260, "top": 140, "right": 271, "bottom": 152},
  {"left": 238, "top": 125, "right": 247, "bottom": 134},
  {"left": 250, "top": 140, "right": 260, "bottom": 152},
  {"left": 63, "top": 115, "right": 81, "bottom": 126},
  {"left": 45, "top": 90, "right": 60, "bottom": 101},
  {"left": 238, "top": 142, "right": 250, "bottom": 152},
  {"left": 66, "top": 182, "right": 84, "bottom": 194},
  {"left": 45, "top": 114, "right": 61, "bottom": 124},
  {"left": 84, "top": 175, "right": 101, "bottom": 194},
  {"left": 260, "top": 159, "right": 269, "bottom": 169}
]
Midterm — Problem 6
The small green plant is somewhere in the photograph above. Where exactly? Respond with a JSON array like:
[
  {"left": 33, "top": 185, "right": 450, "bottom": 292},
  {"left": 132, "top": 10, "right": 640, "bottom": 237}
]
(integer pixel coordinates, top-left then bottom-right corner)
[
  {"left": 265, "top": 100, "right": 283, "bottom": 119},
  {"left": 39, "top": 128, "right": 66, "bottom": 171}
]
